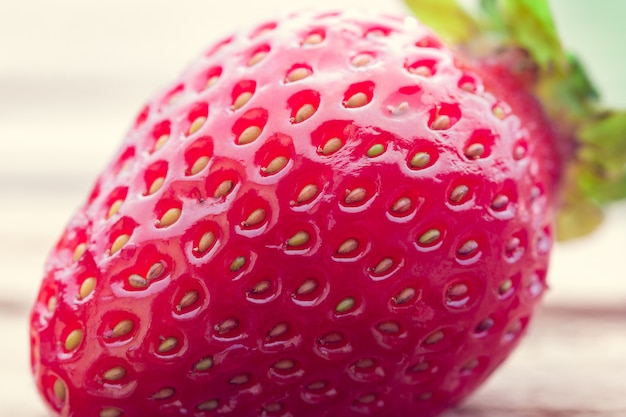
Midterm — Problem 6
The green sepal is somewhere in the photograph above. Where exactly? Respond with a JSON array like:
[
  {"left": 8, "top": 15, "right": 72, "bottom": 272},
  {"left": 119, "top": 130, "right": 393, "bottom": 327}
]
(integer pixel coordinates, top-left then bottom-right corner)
[
  {"left": 480, "top": 0, "right": 564, "bottom": 69},
  {"left": 404, "top": 0, "right": 479, "bottom": 45},
  {"left": 577, "top": 111, "right": 626, "bottom": 203}
]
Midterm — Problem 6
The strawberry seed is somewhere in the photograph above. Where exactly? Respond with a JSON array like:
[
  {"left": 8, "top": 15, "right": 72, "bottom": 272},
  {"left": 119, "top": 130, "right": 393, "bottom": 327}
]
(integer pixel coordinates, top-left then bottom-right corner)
[
  {"left": 320, "top": 137, "right": 343, "bottom": 155},
  {"left": 238, "top": 125, "right": 262, "bottom": 145},
  {"left": 296, "top": 184, "right": 319, "bottom": 204},
  {"left": 188, "top": 117, "right": 206, "bottom": 136},
  {"left": 157, "top": 337, "right": 178, "bottom": 353},
  {"left": 103, "top": 366, "right": 126, "bottom": 381},
  {"left": 190, "top": 156, "right": 210, "bottom": 175},
  {"left": 157, "top": 208, "right": 181, "bottom": 228},
  {"left": 65, "top": 329, "right": 83, "bottom": 351},
  {"left": 197, "top": 400, "right": 219, "bottom": 411},
  {"left": 232, "top": 92, "right": 252, "bottom": 110},
  {"left": 194, "top": 357, "right": 214, "bottom": 371},
  {"left": 79, "top": 277, "right": 96, "bottom": 299}
]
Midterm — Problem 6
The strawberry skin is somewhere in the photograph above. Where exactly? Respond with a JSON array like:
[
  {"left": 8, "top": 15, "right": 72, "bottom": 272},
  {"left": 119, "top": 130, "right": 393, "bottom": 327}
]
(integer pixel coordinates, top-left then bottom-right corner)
[{"left": 30, "top": 10, "right": 559, "bottom": 417}]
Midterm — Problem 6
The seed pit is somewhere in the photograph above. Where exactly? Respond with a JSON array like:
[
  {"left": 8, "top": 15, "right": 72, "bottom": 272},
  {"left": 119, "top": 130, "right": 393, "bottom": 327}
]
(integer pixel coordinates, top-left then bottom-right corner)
[
  {"left": 285, "top": 64, "right": 313, "bottom": 82},
  {"left": 407, "top": 59, "right": 438, "bottom": 77},
  {"left": 465, "top": 129, "right": 497, "bottom": 160},
  {"left": 247, "top": 44, "right": 270, "bottom": 66},
  {"left": 231, "top": 80, "right": 256, "bottom": 111},
  {"left": 194, "top": 66, "right": 222, "bottom": 92},
  {"left": 351, "top": 52, "right": 376, "bottom": 67},
  {"left": 232, "top": 108, "right": 268, "bottom": 145},
  {"left": 186, "top": 103, "right": 209, "bottom": 136},
  {"left": 343, "top": 81, "right": 375, "bottom": 109},
  {"left": 428, "top": 103, "right": 461, "bottom": 130},
  {"left": 302, "top": 29, "right": 325, "bottom": 45},
  {"left": 184, "top": 136, "right": 214, "bottom": 176},
  {"left": 143, "top": 161, "right": 168, "bottom": 196}
]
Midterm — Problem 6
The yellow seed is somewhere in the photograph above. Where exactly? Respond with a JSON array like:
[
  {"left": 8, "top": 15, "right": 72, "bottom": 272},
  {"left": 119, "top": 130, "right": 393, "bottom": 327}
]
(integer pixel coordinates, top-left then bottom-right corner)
[
  {"left": 65, "top": 329, "right": 83, "bottom": 351},
  {"left": 373, "top": 257, "right": 393, "bottom": 275},
  {"left": 230, "top": 256, "right": 246, "bottom": 272},
  {"left": 216, "top": 318, "right": 239, "bottom": 334},
  {"left": 157, "top": 208, "right": 181, "bottom": 228},
  {"left": 319, "top": 332, "right": 343, "bottom": 344},
  {"left": 250, "top": 280, "right": 271, "bottom": 295},
  {"left": 110, "top": 319, "right": 134, "bottom": 338},
  {"left": 355, "top": 358, "right": 375, "bottom": 369},
  {"left": 214, "top": 180, "right": 234, "bottom": 198},
  {"left": 345, "top": 187, "right": 367, "bottom": 204},
  {"left": 128, "top": 274, "right": 148, "bottom": 288},
  {"left": 248, "top": 51, "right": 267, "bottom": 66},
  {"left": 491, "top": 194, "right": 510, "bottom": 210},
  {"left": 152, "top": 387, "right": 175, "bottom": 400},
  {"left": 492, "top": 106, "right": 506, "bottom": 119},
  {"left": 458, "top": 240, "right": 478, "bottom": 256},
  {"left": 410, "top": 152, "right": 431, "bottom": 168},
  {"left": 146, "top": 262, "right": 165, "bottom": 280},
  {"left": 110, "top": 234, "right": 130, "bottom": 255},
  {"left": 357, "top": 394, "right": 376, "bottom": 404},
  {"left": 229, "top": 374, "right": 249, "bottom": 385},
  {"left": 410, "top": 66, "right": 432, "bottom": 77},
  {"left": 107, "top": 199, "right": 124, "bottom": 218},
  {"left": 267, "top": 322, "right": 289, "bottom": 339},
  {"left": 409, "top": 361, "right": 430, "bottom": 373},
  {"left": 197, "top": 400, "right": 219, "bottom": 411},
  {"left": 287, "top": 231, "right": 310, "bottom": 247},
  {"left": 232, "top": 92, "right": 253, "bottom": 110},
  {"left": 351, "top": 53, "right": 373, "bottom": 67},
  {"left": 296, "top": 184, "right": 318, "bottom": 203},
  {"left": 447, "top": 283, "right": 469, "bottom": 298},
  {"left": 178, "top": 290, "right": 200, "bottom": 311},
  {"left": 393, "top": 287, "right": 416, "bottom": 305},
  {"left": 264, "top": 403, "right": 283, "bottom": 413},
  {"left": 431, "top": 114, "right": 451, "bottom": 130},
  {"left": 103, "top": 366, "right": 126, "bottom": 381},
  {"left": 148, "top": 177, "right": 165, "bottom": 195},
  {"left": 450, "top": 185, "right": 469, "bottom": 203},
  {"left": 465, "top": 143, "right": 485, "bottom": 159},
  {"left": 367, "top": 143, "right": 384, "bottom": 157},
  {"left": 345, "top": 92, "right": 369, "bottom": 108},
  {"left": 294, "top": 103, "right": 315, "bottom": 123},
  {"left": 263, "top": 156, "right": 288, "bottom": 175},
  {"left": 158, "top": 337, "right": 178, "bottom": 353},
  {"left": 335, "top": 297, "right": 355, "bottom": 313},
  {"left": 79, "top": 277, "right": 96, "bottom": 299},
  {"left": 424, "top": 330, "right": 444, "bottom": 345},
  {"left": 47, "top": 295, "right": 57, "bottom": 312},
  {"left": 337, "top": 238, "right": 358, "bottom": 255},
  {"left": 304, "top": 33, "right": 324, "bottom": 45},
  {"left": 286, "top": 67, "right": 311, "bottom": 82},
  {"left": 243, "top": 208, "right": 266, "bottom": 227},
  {"left": 154, "top": 134, "right": 169, "bottom": 151},
  {"left": 53, "top": 378, "right": 66, "bottom": 401},
  {"left": 73, "top": 243, "right": 86, "bottom": 262},
  {"left": 296, "top": 279, "right": 318, "bottom": 296},
  {"left": 196, "top": 231, "right": 216, "bottom": 254},
  {"left": 499, "top": 279, "right": 513, "bottom": 294},
  {"left": 320, "top": 137, "right": 342, "bottom": 155},
  {"left": 205, "top": 75, "right": 219, "bottom": 89},
  {"left": 307, "top": 380, "right": 326, "bottom": 390},
  {"left": 274, "top": 359, "right": 295, "bottom": 370},
  {"left": 190, "top": 156, "right": 210, "bottom": 175},
  {"left": 391, "top": 197, "right": 412, "bottom": 213},
  {"left": 99, "top": 407, "right": 122, "bottom": 417},
  {"left": 238, "top": 125, "right": 262, "bottom": 145},
  {"left": 194, "top": 356, "right": 214, "bottom": 371},
  {"left": 188, "top": 117, "right": 206, "bottom": 136},
  {"left": 418, "top": 229, "right": 441, "bottom": 246}
]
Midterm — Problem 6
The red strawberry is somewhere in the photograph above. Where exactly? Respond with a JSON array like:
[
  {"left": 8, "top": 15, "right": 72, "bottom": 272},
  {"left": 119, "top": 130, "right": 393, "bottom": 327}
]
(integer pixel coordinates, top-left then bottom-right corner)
[{"left": 29, "top": 4, "right": 626, "bottom": 417}]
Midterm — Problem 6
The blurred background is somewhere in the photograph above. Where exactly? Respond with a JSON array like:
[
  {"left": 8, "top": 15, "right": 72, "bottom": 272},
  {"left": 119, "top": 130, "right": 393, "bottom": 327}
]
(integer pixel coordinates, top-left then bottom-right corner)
[{"left": 1, "top": 0, "right": 624, "bottom": 416}]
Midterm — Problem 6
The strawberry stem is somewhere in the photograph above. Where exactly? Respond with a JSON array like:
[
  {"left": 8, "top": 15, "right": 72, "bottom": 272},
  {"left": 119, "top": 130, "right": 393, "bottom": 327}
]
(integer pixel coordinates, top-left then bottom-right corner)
[{"left": 405, "top": 0, "right": 626, "bottom": 240}]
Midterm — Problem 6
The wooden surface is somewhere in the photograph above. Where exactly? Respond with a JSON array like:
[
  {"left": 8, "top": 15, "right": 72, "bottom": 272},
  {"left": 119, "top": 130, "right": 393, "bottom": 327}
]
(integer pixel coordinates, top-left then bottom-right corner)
[{"left": 1, "top": 1, "right": 625, "bottom": 416}]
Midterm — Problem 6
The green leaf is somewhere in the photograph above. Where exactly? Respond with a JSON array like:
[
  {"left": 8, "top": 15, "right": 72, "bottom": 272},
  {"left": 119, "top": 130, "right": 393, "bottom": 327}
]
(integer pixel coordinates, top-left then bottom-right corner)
[{"left": 404, "top": 0, "right": 479, "bottom": 44}]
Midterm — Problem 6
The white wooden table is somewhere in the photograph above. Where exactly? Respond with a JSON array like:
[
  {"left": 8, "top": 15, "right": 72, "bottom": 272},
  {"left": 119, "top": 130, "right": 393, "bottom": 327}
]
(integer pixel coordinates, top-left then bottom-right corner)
[{"left": 1, "top": 1, "right": 625, "bottom": 416}]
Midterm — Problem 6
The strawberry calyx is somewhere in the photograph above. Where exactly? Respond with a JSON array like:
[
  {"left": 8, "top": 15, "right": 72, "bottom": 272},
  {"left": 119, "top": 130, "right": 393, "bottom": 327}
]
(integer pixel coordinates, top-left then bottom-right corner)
[{"left": 405, "top": 0, "right": 626, "bottom": 240}]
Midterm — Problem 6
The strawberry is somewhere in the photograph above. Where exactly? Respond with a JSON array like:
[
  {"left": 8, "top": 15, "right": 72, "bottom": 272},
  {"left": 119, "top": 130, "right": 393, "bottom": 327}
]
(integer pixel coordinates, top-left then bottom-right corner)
[{"left": 29, "top": 3, "right": 626, "bottom": 417}]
